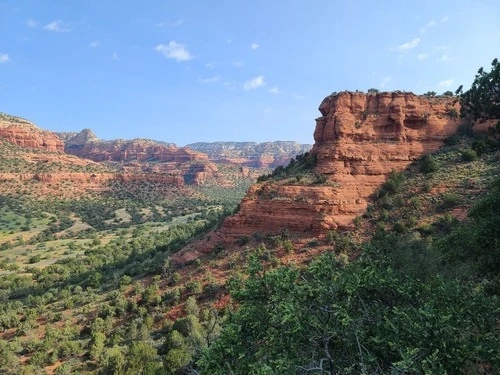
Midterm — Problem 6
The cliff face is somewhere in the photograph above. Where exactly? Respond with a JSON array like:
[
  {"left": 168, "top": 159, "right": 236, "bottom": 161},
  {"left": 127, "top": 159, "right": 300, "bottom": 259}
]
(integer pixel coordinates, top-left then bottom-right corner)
[
  {"left": 0, "top": 113, "right": 64, "bottom": 152},
  {"left": 56, "top": 130, "right": 217, "bottom": 185},
  {"left": 61, "top": 130, "right": 207, "bottom": 163},
  {"left": 187, "top": 141, "right": 312, "bottom": 168},
  {"left": 219, "top": 92, "right": 461, "bottom": 239}
]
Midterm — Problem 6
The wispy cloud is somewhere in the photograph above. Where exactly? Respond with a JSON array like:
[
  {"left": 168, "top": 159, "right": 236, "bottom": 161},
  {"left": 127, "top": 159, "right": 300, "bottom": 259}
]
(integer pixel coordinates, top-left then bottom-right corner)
[
  {"left": 244, "top": 75, "right": 266, "bottom": 90},
  {"left": 268, "top": 86, "right": 279, "bottom": 94},
  {"left": 44, "top": 20, "right": 71, "bottom": 32},
  {"left": 26, "top": 19, "right": 38, "bottom": 28},
  {"left": 419, "top": 20, "right": 436, "bottom": 35},
  {"left": 379, "top": 76, "right": 391, "bottom": 88},
  {"left": 156, "top": 19, "right": 184, "bottom": 27},
  {"left": 224, "top": 81, "right": 237, "bottom": 90},
  {"left": 199, "top": 76, "right": 220, "bottom": 84},
  {"left": 89, "top": 41, "right": 100, "bottom": 48},
  {"left": 439, "top": 79, "right": 453, "bottom": 88},
  {"left": 420, "top": 16, "right": 448, "bottom": 35},
  {"left": 292, "top": 93, "right": 304, "bottom": 99},
  {"left": 440, "top": 54, "right": 450, "bottom": 62},
  {"left": 264, "top": 107, "right": 272, "bottom": 113},
  {"left": 0, "top": 54, "right": 10, "bottom": 63},
  {"left": 417, "top": 53, "right": 429, "bottom": 61},
  {"left": 250, "top": 42, "right": 259, "bottom": 50},
  {"left": 154, "top": 41, "right": 192, "bottom": 62},
  {"left": 232, "top": 61, "right": 244, "bottom": 67},
  {"left": 205, "top": 62, "right": 216, "bottom": 69},
  {"left": 392, "top": 37, "right": 420, "bottom": 51}
]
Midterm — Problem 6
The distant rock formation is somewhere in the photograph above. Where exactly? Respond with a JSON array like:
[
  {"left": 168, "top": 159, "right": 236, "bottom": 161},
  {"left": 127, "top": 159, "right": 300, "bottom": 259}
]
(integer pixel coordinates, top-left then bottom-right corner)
[
  {"left": 0, "top": 113, "right": 64, "bottom": 152},
  {"left": 187, "top": 141, "right": 312, "bottom": 168},
  {"left": 218, "top": 91, "right": 461, "bottom": 239},
  {"left": 58, "top": 129, "right": 206, "bottom": 163}
]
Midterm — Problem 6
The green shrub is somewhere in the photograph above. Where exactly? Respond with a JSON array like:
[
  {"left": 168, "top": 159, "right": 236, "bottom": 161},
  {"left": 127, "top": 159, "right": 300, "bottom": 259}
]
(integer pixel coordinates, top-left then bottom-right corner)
[
  {"left": 419, "top": 154, "right": 438, "bottom": 173},
  {"left": 461, "top": 148, "right": 477, "bottom": 161}
]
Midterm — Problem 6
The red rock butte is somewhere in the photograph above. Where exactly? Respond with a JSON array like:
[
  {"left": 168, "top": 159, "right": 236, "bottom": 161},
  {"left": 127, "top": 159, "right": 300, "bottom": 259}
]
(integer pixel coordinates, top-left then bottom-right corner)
[
  {"left": 0, "top": 113, "right": 64, "bottom": 152},
  {"left": 220, "top": 91, "right": 461, "bottom": 239}
]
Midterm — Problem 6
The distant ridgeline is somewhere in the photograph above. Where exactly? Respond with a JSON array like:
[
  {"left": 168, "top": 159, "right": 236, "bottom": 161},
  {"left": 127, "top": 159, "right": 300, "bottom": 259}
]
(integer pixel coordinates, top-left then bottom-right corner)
[{"left": 187, "top": 141, "right": 312, "bottom": 168}]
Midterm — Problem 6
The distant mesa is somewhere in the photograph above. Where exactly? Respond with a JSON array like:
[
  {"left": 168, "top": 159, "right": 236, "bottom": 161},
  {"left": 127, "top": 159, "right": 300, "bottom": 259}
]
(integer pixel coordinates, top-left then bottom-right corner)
[
  {"left": 0, "top": 112, "right": 64, "bottom": 152},
  {"left": 187, "top": 141, "right": 312, "bottom": 168},
  {"left": 57, "top": 129, "right": 206, "bottom": 163}
]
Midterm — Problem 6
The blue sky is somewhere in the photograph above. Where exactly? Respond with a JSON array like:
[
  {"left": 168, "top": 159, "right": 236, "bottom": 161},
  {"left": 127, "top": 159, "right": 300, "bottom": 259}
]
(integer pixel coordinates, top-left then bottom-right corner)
[{"left": 1, "top": 0, "right": 499, "bottom": 145}]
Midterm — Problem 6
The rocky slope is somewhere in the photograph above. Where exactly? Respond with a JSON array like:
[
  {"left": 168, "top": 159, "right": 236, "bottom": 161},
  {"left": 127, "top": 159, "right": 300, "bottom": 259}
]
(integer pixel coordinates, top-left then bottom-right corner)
[
  {"left": 187, "top": 141, "right": 312, "bottom": 168},
  {"left": 0, "top": 113, "right": 64, "bottom": 152},
  {"left": 218, "top": 92, "right": 461, "bottom": 240}
]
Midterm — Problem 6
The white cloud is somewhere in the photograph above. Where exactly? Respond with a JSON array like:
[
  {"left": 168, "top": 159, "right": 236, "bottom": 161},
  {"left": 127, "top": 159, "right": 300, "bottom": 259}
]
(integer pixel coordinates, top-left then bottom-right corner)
[
  {"left": 232, "top": 61, "right": 244, "bottom": 67},
  {"left": 419, "top": 20, "right": 436, "bottom": 34},
  {"left": 440, "top": 54, "right": 450, "bottom": 61},
  {"left": 156, "top": 19, "right": 184, "bottom": 27},
  {"left": 392, "top": 37, "right": 420, "bottom": 51},
  {"left": 440, "top": 16, "right": 448, "bottom": 23},
  {"left": 243, "top": 75, "right": 266, "bottom": 90},
  {"left": 112, "top": 52, "right": 119, "bottom": 60},
  {"left": 0, "top": 54, "right": 10, "bottom": 63},
  {"left": 417, "top": 53, "right": 429, "bottom": 61},
  {"left": 268, "top": 86, "right": 279, "bottom": 94},
  {"left": 205, "top": 62, "right": 216, "bottom": 69},
  {"left": 224, "top": 81, "right": 237, "bottom": 90},
  {"left": 44, "top": 20, "right": 71, "bottom": 32},
  {"left": 250, "top": 42, "right": 259, "bottom": 50},
  {"left": 439, "top": 79, "right": 453, "bottom": 88},
  {"left": 90, "top": 41, "right": 100, "bottom": 48},
  {"left": 292, "top": 94, "right": 304, "bottom": 99},
  {"left": 379, "top": 76, "right": 391, "bottom": 88},
  {"left": 264, "top": 107, "right": 272, "bottom": 113},
  {"left": 199, "top": 76, "right": 220, "bottom": 83},
  {"left": 154, "top": 41, "right": 192, "bottom": 62},
  {"left": 26, "top": 19, "right": 38, "bottom": 28}
]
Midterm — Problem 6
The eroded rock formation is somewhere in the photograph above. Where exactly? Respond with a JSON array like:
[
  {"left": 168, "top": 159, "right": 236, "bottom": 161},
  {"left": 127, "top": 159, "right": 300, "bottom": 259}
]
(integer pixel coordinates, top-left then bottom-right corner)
[
  {"left": 187, "top": 141, "right": 312, "bottom": 168},
  {"left": 0, "top": 113, "right": 64, "bottom": 152},
  {"left": 219, "top": 92, "right": 461, "bottom": 240}
]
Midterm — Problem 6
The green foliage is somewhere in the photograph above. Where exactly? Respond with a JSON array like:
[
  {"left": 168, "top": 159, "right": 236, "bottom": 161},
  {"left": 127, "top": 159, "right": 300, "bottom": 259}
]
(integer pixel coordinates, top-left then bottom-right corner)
[
  {"left": 199, "top": 253, "right": 498, "bottom": 374},
  {"left": 461, "top": 148, "right": 478, "bottom": 161},
  {"left": 460, "top": 58, "right": 500, "bottom": 120},
  {"left": 445, "top": 107, "right": 459, "bottom": 119},
  {"left": 419, "top": 154, "right": 438, "bottom": 173},
  {"left": 257, "top": 152, "right": 317, "bottom": 183},
  {"left": 436, "top": 178, "right": 500, "bottom": 293},
  {"left": 377, "top": 170, "right": 406, "bottom": 197}
]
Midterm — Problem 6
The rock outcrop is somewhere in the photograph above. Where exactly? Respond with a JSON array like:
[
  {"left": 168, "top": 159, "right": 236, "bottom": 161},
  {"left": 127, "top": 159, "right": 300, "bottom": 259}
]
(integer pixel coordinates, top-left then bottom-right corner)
[
  {"left": 186, "top": 141, "right": 312, "bottom": 168},
  {"left": 56, "top": 130, "right": 219, "bottom": 185},
  {"left": 60, "top": 130, "right": 207, "bottom": 163},
  {"left": 0, "top": 113, "right": 64, "bottom": 152},
  {"left": 219, "top": 92, "right": 461, "bottom": 240}
]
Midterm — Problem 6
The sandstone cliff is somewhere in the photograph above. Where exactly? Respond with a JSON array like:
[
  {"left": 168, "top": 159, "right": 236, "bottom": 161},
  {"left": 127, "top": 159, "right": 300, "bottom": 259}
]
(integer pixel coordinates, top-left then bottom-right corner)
[
  {"left": 187, "top": 141, "right": 312, "bottom": 168},
  {"left": 57, "top": 129, "right": 218, "bottom": 185},
  {"left": 60, "top": 130, "right": 207, "bottom": 163},
  {"left": 0, "top": 113, "right": 64, "bottom": 152},
  {"left": 219, "top": 92, "right": 461, "bottom": 240}
]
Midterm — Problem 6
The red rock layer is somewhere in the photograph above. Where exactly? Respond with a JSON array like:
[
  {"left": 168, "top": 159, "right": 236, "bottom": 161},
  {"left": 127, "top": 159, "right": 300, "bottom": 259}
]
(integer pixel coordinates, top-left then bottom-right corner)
[
  {"left": 65, "top": 139, "right": 208, "bottom": 163},
  {"left": 220, "top": 92, "right": 461, "bottom": 240},
  {"left": 0, "top": 115, "right": 64, "bottom": 152}
]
